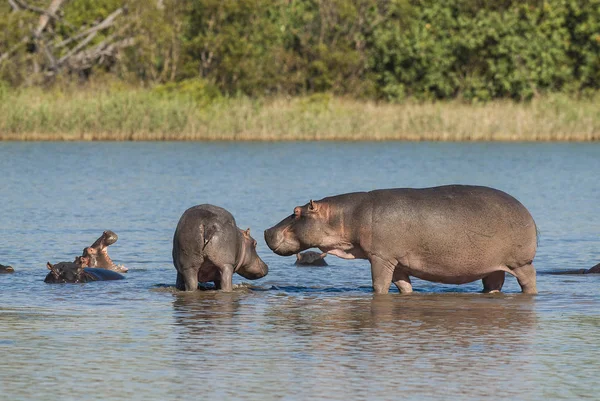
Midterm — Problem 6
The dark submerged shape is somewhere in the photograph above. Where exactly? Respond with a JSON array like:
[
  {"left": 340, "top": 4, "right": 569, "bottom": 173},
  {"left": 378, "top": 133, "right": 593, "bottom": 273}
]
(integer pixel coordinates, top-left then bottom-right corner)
[
  {"left": 82, "top": 230, "right": 128, "bottom": 273},
  {"left": 295, "top": 251, "right": 328, "bottom": 266},
  {"left": 45, "top": 256, "right": 125, "bottom": 283},
  {"left": 549, "top": 263, "right": 600, "bottom": 275},
  {"left": 0, "top": 263, "right": 15, "bottom": 273},
  {"left": 172, "top": 204, "right": 268, "bottom": 292},
  {"left": 265, "top": 185, "right": 538, "bottom": 294}
]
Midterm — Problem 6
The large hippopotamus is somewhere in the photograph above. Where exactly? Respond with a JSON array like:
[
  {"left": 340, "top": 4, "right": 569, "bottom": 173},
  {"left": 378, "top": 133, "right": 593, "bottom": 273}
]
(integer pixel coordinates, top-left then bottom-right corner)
[
  {"left": 45, "top": 256, "right": 125, "bottom": 283},
  {"left": 265, "top": 185, "right": 538, "bottom": 294},
  {"left": 82, "top": 230, "right": 128, "bottom": 273},
  {"left": 295, "top": 251, "right": 328, "bottom": 266},
  {"left": 173, "top": 204, "right": 269, "bottom": 292},
  {"left": 0, "top": 263, "right": 15, "bottom": 273}
]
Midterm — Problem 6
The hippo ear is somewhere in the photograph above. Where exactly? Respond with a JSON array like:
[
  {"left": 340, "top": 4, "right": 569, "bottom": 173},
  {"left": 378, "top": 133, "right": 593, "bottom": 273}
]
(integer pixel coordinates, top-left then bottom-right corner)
[
  {"left": 245, "top": 228, "right": 251, "bottom": 237},
  {"left": 308, "top": 200, "right": 318, "bottom": 211},
  {"left": 47, "top": 262, "right": 60, "bottom": 277}
]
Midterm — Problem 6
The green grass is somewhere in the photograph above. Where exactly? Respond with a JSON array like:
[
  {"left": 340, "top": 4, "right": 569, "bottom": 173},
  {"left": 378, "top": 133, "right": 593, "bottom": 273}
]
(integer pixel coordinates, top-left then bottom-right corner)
[{"left": 0, "top": 87, "right": 598, "bottom": 141}]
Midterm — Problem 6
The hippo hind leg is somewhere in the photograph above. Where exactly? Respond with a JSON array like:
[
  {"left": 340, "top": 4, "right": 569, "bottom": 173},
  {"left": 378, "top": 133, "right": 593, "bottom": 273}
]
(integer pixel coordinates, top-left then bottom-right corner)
[
  {"left": 176, "top": 271, "right": 185, "bottom": 290},
  {"left": 511, "top": 263, "right": 537, "bottom": 294},
  {"left": 482, "top": 271, "right": 505, "bottom": 293},
  {"left": 176, "top": 266, "right": 201, "bottom": 291}
]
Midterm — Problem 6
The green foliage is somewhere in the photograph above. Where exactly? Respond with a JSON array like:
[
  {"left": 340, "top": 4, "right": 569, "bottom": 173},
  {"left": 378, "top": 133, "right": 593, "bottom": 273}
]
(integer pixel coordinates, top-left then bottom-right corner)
[
  {"left": 0, "top": 0, "right": 598, "bottom": 100},
  {"left": 152, "top": 78, "right": 222, "bottom": 104}
]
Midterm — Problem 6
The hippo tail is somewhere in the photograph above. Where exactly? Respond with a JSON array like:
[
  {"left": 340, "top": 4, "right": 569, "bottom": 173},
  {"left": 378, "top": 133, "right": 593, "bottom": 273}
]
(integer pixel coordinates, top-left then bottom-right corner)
[
  {"left": 201, "top": 223, "right": 218, "bottom": 250},
  {"left": 535, "top": 221, "right": 540, "bottom": 247}
]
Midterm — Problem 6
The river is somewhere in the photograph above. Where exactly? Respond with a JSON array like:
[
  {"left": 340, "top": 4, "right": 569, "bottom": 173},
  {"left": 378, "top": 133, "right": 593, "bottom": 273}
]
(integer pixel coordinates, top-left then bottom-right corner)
[{"left": 0, "top": 142, "right": 599, "bottom": 400}]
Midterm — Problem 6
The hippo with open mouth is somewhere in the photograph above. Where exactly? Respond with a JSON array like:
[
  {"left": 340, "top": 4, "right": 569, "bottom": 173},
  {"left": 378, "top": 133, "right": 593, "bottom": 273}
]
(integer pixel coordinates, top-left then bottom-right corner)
[
  {"left": 265, "top": 185, "right": 538, "bottom": 294},
  {"left": 173, "top": 204, "right": 268, "bottom": 292},
  {"left": 0, "top": 263, "right": 15, "bottom": 273},
  {"left": 295, "top": 251, "right": 328, "bottom": 266},
  {"left": 45, "top": 256, "right": 125, "bottom": 283},
  {"left": 82, "top": 230, "right": 127, "bottom": 273}
]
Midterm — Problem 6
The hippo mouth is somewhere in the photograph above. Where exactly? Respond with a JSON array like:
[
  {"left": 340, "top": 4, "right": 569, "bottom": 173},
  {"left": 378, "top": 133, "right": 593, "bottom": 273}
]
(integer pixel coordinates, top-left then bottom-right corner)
[
  {"left": 92, "top": 230, "right": 118, "bottom": 248},
  {"left": 96, "top": 247, "right": 128, "bottom": 273},
  {"left": 84, "top": 230, "right": 128, "bottom": 273},
  {"left": 265, "top": 227, "right": 303, "bottom": 256}
]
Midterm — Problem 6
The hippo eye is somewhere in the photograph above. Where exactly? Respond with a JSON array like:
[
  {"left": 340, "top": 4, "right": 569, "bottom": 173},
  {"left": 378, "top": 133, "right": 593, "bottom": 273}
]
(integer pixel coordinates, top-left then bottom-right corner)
[{"left": 253, "top": 240, "right": 257, "bottom": 248}]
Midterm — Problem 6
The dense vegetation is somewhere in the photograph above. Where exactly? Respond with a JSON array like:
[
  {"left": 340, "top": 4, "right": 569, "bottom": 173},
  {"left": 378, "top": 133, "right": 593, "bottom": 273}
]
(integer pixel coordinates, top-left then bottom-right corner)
[{"left": 1, "top": 0, "right": 599, "bottom": 101}]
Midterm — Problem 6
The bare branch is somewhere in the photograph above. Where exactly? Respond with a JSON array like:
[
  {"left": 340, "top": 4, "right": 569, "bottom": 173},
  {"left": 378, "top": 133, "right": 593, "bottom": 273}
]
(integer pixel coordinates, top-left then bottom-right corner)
[
  {"left": 63, "top": 37, "right": 135, "bottom": 71},
  {"left": 58, "top": 31, "right": 98, "bottom": 64},
  {"left": 33, "top": 0, "right": 67, "bottom": 37},
  {"left": 8, "top": 0, "right": 21, "bottom": 11},
  {"left": 37, "top": 39, "right": 57, "bottom": 71},
  {"left": 11, "top": 0, "right": 63, "bottom": 21},
  {"left": 54, "top": 7, "right": 124, "bottom": 49}
]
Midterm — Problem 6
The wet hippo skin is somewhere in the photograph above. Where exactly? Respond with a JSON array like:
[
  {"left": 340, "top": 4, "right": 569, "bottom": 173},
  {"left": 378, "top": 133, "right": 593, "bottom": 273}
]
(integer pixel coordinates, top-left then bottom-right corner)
[
  {"left": 295, "top": 251, "right": 328, "bottom": 266},
  {"left": 82, "top": 230, "right": 128, "bottom": 273},
  {"left": 173, "top": 204, "right": 268, "bottom": 292},
  {"left": 265, "top": 185, "right": 538, "bottom": 294},
  {"left": 45, "top": 256, "right": 125, "bottom": 283},
  {"left": 0, "top": 263, "right": 15, "bottom": 273}
]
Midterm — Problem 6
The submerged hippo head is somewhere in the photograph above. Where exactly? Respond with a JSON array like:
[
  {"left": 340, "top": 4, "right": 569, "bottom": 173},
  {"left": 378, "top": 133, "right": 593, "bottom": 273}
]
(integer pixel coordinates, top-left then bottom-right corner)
[
  {"left": 296, "top": 251, "right": 328, "bottom": 266},
  {"left": 0, "top": 263, "right": 15, "bottom": 273},
  {"left": 44, "top": 256, "right": 90, "bottom": 283},
  {"left": 265, "top": 200, "right": 344, "bottom": 256},
  {"left": 235, "top": 228, "right": 269, "bottom": 280},
  {"left": 83, "top": 230, "right": 127, "bottom": 273}
]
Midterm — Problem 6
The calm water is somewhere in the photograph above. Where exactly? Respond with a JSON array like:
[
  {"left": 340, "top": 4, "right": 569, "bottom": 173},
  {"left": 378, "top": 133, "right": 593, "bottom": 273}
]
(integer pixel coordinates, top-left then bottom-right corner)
[{"left": 0, "top": 142, "right": 599, "bottom": 400}]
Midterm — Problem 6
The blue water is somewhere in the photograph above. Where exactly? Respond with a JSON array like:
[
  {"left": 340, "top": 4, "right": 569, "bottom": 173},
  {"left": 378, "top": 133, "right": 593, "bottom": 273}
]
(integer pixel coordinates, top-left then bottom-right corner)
[{"left": 0, "top": 142, "right": 599, "bottom": 400}]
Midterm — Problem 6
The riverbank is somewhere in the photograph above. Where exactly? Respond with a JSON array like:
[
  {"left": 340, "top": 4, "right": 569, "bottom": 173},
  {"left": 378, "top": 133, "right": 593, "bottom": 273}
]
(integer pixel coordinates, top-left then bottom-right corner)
[{"left": 0, "top": 88, "right": 598, "bottom": 141}]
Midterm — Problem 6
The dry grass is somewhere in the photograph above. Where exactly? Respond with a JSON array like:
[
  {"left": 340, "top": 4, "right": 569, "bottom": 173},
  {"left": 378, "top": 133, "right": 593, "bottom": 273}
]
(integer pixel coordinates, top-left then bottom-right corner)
[{"left": 0, "top": 88, "right": 598, "bottom": 141}]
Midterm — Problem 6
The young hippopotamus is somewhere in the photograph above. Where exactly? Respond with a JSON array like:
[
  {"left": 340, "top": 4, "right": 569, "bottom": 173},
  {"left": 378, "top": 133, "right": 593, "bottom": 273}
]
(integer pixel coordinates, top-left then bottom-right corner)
[
  {"left": 44, "top": 256, "right": 125, "bottom": 283},
  {"left": 295, "top": 251, "right": 328, "bottom": 266},
  {"left": 81, "top": 230, "right": 128, "bottom": 273},
  {"left": 265, "top": 185, "right": 538, "bottom": 294},
  {"left": 172, "top": 204, "right": 269, "bottom": 292},
  {"left": 0, "top": 263, "right": 15, "bottom": 273}
]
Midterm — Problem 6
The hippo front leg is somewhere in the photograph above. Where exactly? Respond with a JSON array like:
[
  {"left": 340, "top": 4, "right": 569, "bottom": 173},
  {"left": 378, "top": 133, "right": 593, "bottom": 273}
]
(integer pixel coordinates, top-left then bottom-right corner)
[
  {"left": 392, "top": 267, "right": 413, "bottom": 294},
  {"left": 370, "top": 256, "right": 395, "bottom": 294}
]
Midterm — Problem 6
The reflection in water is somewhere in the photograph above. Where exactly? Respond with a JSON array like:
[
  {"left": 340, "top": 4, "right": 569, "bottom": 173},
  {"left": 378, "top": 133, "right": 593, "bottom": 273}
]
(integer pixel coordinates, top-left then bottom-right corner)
[{"left": 167, "top": 292, "right": 539, "bottom": 399}]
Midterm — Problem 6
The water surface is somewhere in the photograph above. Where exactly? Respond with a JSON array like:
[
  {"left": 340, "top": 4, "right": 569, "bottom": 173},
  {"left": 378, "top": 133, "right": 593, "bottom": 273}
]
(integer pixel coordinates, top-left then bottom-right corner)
[{"left": 1, "top": 142, "right": 599, "bottom": 400}]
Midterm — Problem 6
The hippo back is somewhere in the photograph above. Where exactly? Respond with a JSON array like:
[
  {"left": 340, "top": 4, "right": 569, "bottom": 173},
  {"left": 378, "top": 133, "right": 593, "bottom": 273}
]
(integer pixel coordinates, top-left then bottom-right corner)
[{"left": 84, "top": 268, "right": 125, "bottom": 281}]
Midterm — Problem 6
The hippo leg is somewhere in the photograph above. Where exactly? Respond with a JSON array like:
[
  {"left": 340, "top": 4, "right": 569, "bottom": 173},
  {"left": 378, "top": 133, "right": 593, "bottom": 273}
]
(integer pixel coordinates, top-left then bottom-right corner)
[
  {"left": 217, "top": 264, "right": 234, "bottom": 292},
  {"left": 482, "top": 271, "right": 505, "bottom": 293},
  {"left": 392, "top": 267, "right": 413, "bottom": 294},
  {"left": 370, "top": 256, "right": 395, "bottom": 294},
  {"left": 511, "top": 263, "right": 537, "bottom": 294},
  {"left": 178, "top": 267, "right": 199, "bottom": 291},
  {"left": 214, "top": 280, "right": 221, "bottom": 290}
]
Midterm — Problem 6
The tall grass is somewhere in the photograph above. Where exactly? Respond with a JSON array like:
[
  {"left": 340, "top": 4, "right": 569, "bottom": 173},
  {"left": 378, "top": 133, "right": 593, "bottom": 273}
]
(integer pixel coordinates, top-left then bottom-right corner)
[{"left": 0, "top": 87, "right": 598, "bottom": 141}]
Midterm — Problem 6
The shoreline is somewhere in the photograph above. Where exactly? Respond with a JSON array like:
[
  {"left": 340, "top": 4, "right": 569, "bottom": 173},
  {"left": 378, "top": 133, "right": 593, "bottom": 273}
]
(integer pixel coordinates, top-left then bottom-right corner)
[
  {"left": 0, "top": 133, "right": 597, "bottom": 142},
  {"left": 1, "top": 90, "right": 598, "bottom": 142}
]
